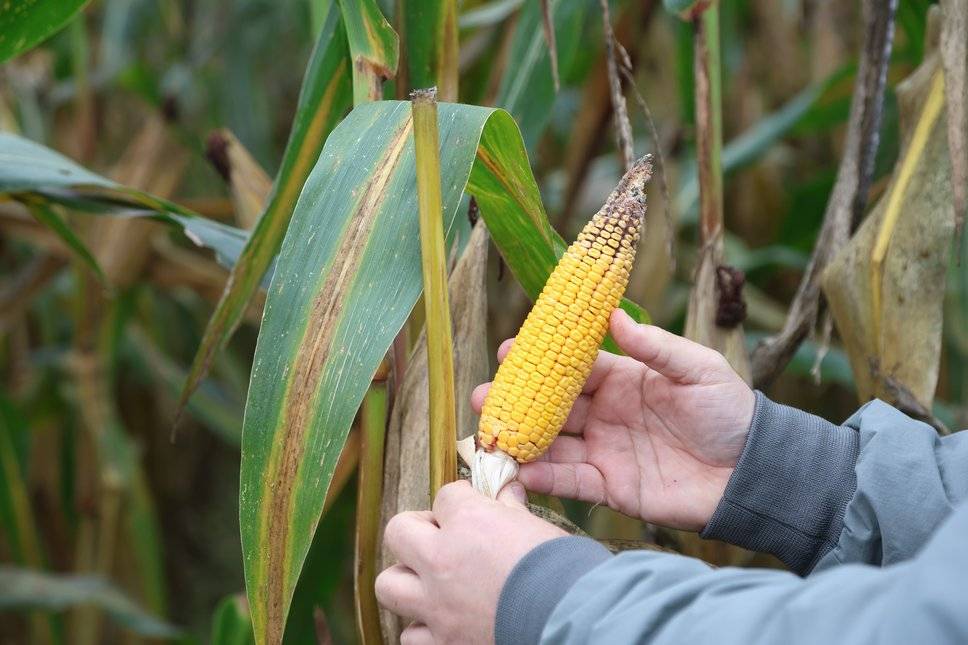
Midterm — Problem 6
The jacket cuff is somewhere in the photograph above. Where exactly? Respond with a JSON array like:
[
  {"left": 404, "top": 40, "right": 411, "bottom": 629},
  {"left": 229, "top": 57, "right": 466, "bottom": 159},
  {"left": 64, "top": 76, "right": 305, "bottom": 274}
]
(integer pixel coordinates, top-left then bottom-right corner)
[
  {"left": 495, "top": 536, "right": 612, "bottom": 645},
  {"left": 700, "top": 391, "right": 859, "bottom": 574}
]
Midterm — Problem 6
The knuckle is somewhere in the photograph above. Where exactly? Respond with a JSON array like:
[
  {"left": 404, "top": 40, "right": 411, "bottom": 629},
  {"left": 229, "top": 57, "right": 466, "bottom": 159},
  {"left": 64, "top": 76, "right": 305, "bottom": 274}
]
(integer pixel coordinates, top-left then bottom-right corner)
[
  {"left": 400, "top": 625, "right": 420, "bottom": 645},
  {"left": 433, "top": 480, "right": 468, "bottom": 512},
  {"left": 383, "top": 513, "right": 410, "bottom": 548},
  {"left": 373, "top": 570, "right": 392, "bottom": 602}
]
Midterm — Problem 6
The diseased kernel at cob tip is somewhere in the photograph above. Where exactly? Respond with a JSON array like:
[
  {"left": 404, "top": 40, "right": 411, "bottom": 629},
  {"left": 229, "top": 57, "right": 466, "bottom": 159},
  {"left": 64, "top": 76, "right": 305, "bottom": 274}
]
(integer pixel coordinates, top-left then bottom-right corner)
[{"left": 477, "top": 155, "right": 653, "bottom": 465}]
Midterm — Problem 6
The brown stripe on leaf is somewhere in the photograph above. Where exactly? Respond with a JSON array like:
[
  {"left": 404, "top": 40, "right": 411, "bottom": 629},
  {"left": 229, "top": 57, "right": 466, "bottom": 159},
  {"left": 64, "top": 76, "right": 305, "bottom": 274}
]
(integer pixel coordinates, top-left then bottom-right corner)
[
  {"left": 474, "top": 146, "right": 555, "bottom": 246},
  {"left": 260, "top": 117, "right": 413, "bottom": 645}
]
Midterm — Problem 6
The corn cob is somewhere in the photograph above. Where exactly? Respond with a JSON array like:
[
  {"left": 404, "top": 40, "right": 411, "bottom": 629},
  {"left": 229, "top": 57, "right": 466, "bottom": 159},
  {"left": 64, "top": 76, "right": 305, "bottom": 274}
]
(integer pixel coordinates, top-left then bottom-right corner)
[{"left": 472, "top": 155, "right": 653, "bottom": 497}]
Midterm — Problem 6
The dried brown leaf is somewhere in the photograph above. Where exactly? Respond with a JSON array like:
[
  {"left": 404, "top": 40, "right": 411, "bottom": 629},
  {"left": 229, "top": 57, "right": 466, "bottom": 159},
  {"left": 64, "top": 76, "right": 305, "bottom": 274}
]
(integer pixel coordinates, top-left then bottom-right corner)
[
  {"left": 822, "top": 56, "right": 953, "bottom": 410},
  {"left": 940, "top": 0, "right": 968, "bottom": 246},
  {"left": 205, "top": 129, "right": 273, "bottom": 230},
  {"left": 598, "top": 0, "right": 634, "bottom": 171},
  {"left": 751, "top": 0, "right": 897, "bottom": 387},
  {"left": 684, "top": 251, "right": 751, "bottom": 382}
]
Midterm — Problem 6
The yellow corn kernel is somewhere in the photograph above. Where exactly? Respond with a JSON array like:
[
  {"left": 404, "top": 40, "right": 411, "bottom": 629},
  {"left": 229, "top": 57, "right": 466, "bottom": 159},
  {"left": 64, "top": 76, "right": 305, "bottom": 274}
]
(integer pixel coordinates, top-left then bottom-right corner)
[{"left": 477, "top": 155, "right": 652, "bottom": 464}]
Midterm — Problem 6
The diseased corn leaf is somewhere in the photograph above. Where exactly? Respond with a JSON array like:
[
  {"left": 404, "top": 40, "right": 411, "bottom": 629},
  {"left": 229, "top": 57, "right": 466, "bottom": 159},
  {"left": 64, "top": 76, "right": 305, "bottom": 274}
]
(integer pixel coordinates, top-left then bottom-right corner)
[
  {"left": 0, "top": 132, "right": 252, "bottom": 271},
  {"left": 823, "top": 59, "right": 952, "bottom": 410},
  {"left": 240, "top": 99, "right": 649, "bottom": 644},
  {"left": 495, "top": 0, "right": 591, "bottom": 151},
  {"left": 339, "top": 0, "right": 399, "bottom": 104},
  {"left": 398, "top": 0, "right": 459, "bottom": 100},
  {"left": 0, "top": 566, "right": 181, "bottom": 639},
  {"left": 0, "top": 0, "right": 90, "bottom": 63},
  {"left": 178, "top": 4, "right": 353, "bottom": 418},
  {"left": 211, "top": 594, "right": 256, "bottom": 645}
]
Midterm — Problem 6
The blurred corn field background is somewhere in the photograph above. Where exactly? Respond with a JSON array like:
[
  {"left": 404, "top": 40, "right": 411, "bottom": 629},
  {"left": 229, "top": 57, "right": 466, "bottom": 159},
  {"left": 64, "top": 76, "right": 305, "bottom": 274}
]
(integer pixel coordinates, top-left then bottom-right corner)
[{"left": 1, "top": 0, "right": 966, "bottom": 643}]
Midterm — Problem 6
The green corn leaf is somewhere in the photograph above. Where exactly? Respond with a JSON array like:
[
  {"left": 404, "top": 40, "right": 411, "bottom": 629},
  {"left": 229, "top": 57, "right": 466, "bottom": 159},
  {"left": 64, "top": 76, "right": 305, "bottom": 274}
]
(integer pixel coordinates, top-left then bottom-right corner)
[
  {"left": 176, "top": 3, "right": 354, "bottom": 419},
  {"left": 676, "top": 68, "right": 851, "bottom": 221},
  {"left": 339, "top": 0, "right": 399, "bottom": 104},
  {"left": 0, "top": 0, "right": 91, "bottom": 63},
  {"left": 123, "top": 326, "right": 244, "bottom": 447},
  {"left": 495, "top": 0, "right": 591, "bottom": 151},
  {"left": 0, "top": 566, "right": 181, "bottom": 639},
  {"left": 0, "top": 131, "right": 252, "bottom": 272},
  {"left": 458, "top": 0, "right": 524, "bottom": 29},
  {"left": 240, "top": 99, "right": 648, "bottom": 644},
  {"left": 24, "top": 198, "right": 104, "bottom": 281},
  {"left": 398, "top": 0, "right": 458, "bottom": 99},
  {"left": 211, "top": 594, "right": 256, "bottom": 645}
]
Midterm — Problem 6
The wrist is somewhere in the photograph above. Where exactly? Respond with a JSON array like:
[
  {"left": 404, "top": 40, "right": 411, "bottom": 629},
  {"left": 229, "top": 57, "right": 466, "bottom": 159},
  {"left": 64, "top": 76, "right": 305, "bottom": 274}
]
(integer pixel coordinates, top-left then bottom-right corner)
[{"left": 700, "top": 391, "right": 859, "bottom": 573}]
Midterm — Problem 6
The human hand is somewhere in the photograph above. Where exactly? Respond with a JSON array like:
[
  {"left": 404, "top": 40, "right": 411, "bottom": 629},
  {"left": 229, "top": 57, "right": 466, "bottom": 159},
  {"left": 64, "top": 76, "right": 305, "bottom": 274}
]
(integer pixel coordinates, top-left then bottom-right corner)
[
  {"left": 472, "top": 308, "right": 755, "bottom": 531},
  {"left": 376, "top": 480, "right": 566, "bottom": 644}
]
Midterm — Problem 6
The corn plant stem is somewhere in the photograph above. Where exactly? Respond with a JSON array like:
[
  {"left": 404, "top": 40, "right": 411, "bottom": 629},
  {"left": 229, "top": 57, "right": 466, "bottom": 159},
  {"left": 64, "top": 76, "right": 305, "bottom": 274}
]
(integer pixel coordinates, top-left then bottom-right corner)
[
  {"left": 749, "top": 0, "right": 897, "bottom": 388},
  {"left": 411, "top": 88, "right": 458, "bottom": 498},
  {"left": 70, "top": 267, "right": 125, "bottom": 645},
  {"left": 599, "top": 0, "right": 634, "bottom": 171},
  {"left": 684, "top": 3, "right": 741, "bottom": 566},
  {"left": 693, "top": 5, "right": 723, "bottom": 250},
  {"left": 0, "top": 417, "right": 57, "bottom": 645},
  {"left": 354, "top": 383, "right": 388, "bottom": 645}
]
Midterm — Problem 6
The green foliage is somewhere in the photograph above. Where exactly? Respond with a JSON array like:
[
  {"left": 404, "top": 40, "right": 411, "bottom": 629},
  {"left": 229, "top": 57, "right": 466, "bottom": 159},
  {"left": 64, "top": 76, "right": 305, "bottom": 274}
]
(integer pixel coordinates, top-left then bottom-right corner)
[
  {"left": 211, "top": 595, "right": 256, "bottom": 645},
  {"left": 0, "top": 0, "right": 90, "bottom": 63},
  {"left": 178, "top": 2, "right": 354, "bottom": 417},
  {"left": 0, "top": 0, "right": 963, "bottom": 642},
  {"left": 0, "top": 566, "right": 181, "bottom": 639}
]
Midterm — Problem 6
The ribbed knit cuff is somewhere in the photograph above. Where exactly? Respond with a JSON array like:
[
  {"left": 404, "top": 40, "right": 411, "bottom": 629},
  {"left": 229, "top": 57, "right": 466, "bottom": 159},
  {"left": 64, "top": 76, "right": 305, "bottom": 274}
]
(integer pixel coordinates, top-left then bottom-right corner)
[
  {"left": 700, "top": 391, "right": 860, "bottom": 574},
  {"left": 495, "top": 536, "right": 612, "bottom": 645}
]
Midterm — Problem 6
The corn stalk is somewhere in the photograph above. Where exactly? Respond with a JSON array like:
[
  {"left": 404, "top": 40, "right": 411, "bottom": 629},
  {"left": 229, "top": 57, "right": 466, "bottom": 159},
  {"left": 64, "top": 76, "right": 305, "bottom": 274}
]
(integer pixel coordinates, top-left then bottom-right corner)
[{"left": 412, "top": 88, "right": 458, "bottom": 497}]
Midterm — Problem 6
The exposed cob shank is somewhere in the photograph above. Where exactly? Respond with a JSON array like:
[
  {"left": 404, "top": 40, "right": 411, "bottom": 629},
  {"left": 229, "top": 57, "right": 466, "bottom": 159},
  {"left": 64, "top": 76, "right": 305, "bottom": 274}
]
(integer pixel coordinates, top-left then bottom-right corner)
[{"left": 473, "top": 155, "right": 653, "bottom": 497}]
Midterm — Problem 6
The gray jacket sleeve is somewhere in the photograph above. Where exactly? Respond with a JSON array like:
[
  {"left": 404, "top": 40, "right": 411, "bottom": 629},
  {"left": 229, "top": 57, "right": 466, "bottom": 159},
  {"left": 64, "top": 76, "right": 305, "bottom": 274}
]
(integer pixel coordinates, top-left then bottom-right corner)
[
  {"left": 494, "top": 393, "right": 968, "bottom": 645},
  {"left": 540, "top": 505, "right": 968, "bottom": 644},
  {"left": 702, "top": 392, "right": 968, "bottom": 572}
]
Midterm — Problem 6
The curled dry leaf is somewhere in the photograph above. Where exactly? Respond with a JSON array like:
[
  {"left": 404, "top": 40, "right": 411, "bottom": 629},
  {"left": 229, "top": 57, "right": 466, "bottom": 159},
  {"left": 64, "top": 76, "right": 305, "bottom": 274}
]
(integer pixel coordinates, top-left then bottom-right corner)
[{"left": 205, "top": 129, "right": 273, "bottom": 230}]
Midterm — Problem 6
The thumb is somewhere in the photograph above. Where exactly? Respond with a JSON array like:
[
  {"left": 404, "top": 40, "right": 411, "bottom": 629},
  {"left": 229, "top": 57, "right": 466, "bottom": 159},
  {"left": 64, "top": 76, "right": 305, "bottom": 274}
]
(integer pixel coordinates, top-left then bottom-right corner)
[
  {"left": 496, "top": 481, "right": 528, "bottom": 508},
  {"left": 609, "top": 308, "right": 724, "bottom": 383}
]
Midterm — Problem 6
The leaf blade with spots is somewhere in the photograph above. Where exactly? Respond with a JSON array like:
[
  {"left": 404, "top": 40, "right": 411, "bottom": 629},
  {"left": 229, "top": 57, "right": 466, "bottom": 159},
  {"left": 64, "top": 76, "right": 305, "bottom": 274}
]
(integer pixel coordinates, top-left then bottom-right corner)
[{"left": 240, "top": 99, "right": 650, "bottom": 644}]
